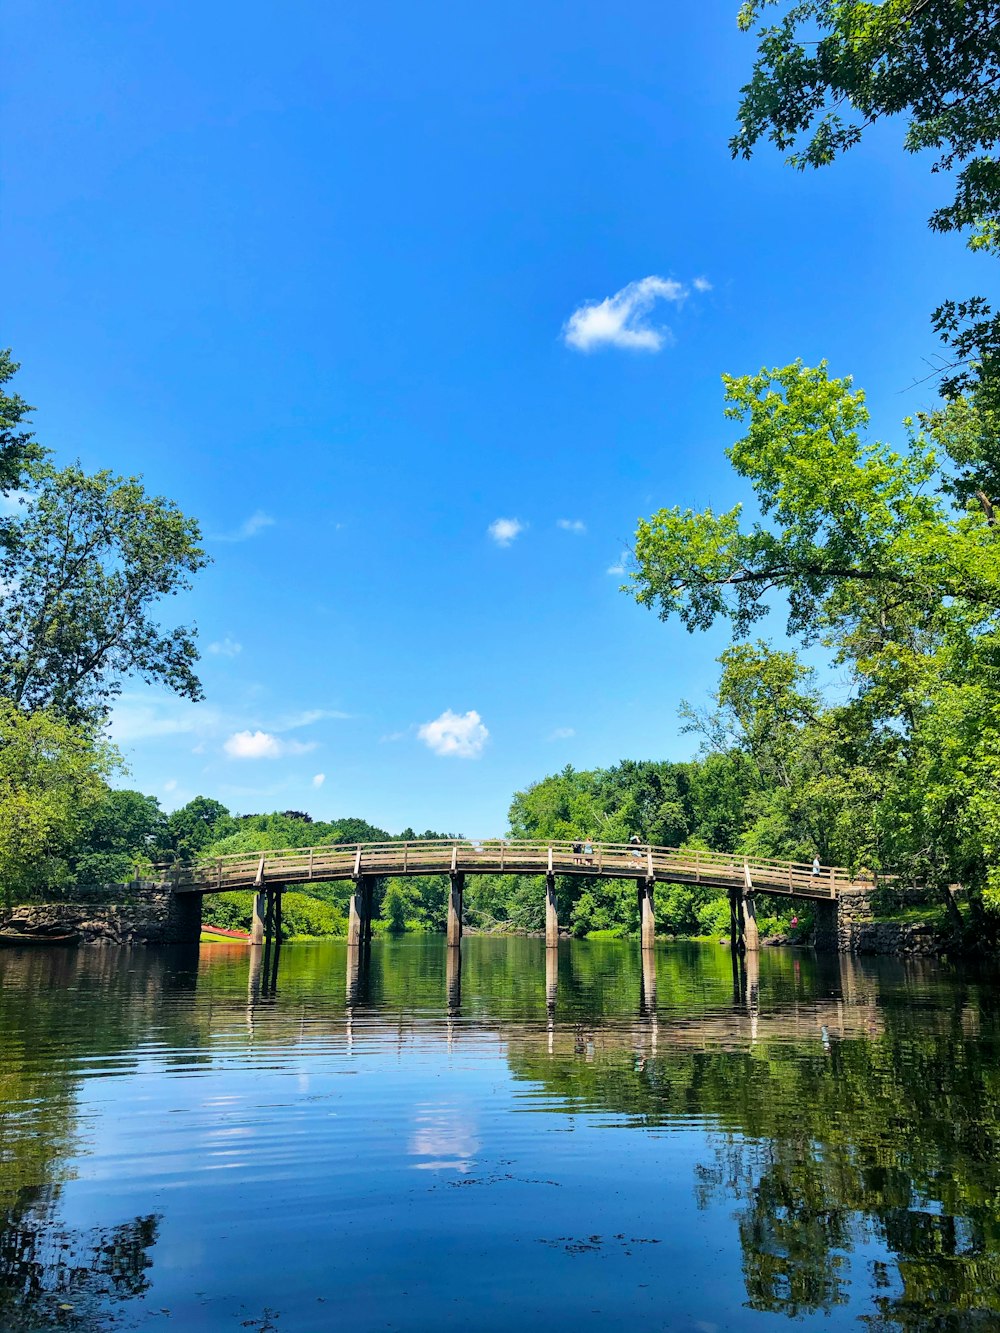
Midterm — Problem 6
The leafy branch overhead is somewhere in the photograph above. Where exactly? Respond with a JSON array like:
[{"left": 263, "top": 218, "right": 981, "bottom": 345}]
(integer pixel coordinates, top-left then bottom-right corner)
[
  {"left": 630, "top": 362, "right": 1000, "bottom": 641},
  {"left": 733, "top": 0, "right": 1000, "bottom": 401}
]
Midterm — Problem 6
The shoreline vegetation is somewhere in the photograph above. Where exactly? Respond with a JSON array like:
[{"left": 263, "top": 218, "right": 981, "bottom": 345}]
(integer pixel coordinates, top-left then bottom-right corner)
[{"left": 6, "top": 5, "right": 1000, "bottom": 959}]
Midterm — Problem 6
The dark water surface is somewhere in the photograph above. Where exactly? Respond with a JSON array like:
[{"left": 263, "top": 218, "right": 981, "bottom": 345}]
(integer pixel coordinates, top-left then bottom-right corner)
[{"left": 2, "top": 936, "right": 999, "bottom": 1332}]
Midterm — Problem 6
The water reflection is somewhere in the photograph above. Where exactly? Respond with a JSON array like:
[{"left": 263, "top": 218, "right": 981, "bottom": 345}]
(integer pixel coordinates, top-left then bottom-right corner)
[
  {"left": 0, "top": 1206, "right": 159, "bottom": 1332},
  {"left": 0, "top": 937, "right": 998, "bottom": 1330}
]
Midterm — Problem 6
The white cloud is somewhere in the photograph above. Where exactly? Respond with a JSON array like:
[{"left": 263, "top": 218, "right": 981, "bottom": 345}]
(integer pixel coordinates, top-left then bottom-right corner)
[
  {"left": 312, "top": 773, "right": 326, "bottom": 788},
  {"left": 417, "top": 709, "right": 489, "bottom": 759},
  {"left": 223, "top": 730, "right": 318, "bottom": 760},
  {"left": 213, "top": 510, "right": 276, "bottom": 543},
  {"left": 488, "top": 517, "right": 524, "bottom": 548},
  {"left": 163, "top": 778, "right": 178, "bottom": 792},
  {"left": 548, "top": 727, "right": 575, "bottom": 741},
  {"left": 607, "top": 550, "right": 629, "bottom": 575},
  {"left": 563, "top": 275, "right": 687, "bottom": 352},
  {"left": 208, "top": 636, "right": 242, "bottom": 657},
  {"left": 557, "top": 518, "right": 586, "bottom": 534},
  {"left": 693, "top": 275, "right": 713, "bottom": 293}
]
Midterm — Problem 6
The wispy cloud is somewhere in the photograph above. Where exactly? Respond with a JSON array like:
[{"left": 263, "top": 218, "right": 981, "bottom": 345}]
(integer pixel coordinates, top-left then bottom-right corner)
[
  {"left": 488, "top": 517, "right": 524, "bottom": 548},
  {"left": 312, "top": 773, "right": 326, "bottom": 788},
  {"left": 607, "top": 550, "right": 629, "bottom": 575},
  {"left": 563, "top": 275, "right": 687, "bottom": 352},
  {"left": 109, "top": 697, "right": 221, "bottom": 744},
  {"left": 223, "top": 730, "right": 318, "bottom": 760},
  {"left": 163, "top": 778, "right": 178, "bottom": 792},
  {"left": 418, "top": 709, "right": 489, "bottom": 759},
  {"left": 213, "top": 510, "right": 276, "bottom": 543},
  {"left": 208, "top": 636, "right": 242, "bottom": 657},
  {"left": 548, "top": 727, "right": 575, "bottom": 741},
  {"left": 109, "top": 692, "right": 347, "bottom": 756},
  {"left": 693, "top": 275, "right": 713, "bottom": 293},
  {"left": 276, "top": 707, "right": 352, "bottom": 730},
  {"left": 556, "top": 518, "right": 586, "bottom": 535}
]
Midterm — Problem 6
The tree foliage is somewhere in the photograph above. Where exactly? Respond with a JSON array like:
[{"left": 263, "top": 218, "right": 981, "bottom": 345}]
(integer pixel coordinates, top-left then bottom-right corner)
[
  {"left": 630, "top": 365, "right": 1000, "bottom": 936},
  {"left": 0, "top": 463, "right": 209, "bottom": 722},
  {"left": 0, "top": 350, "right": 42, "bottom": 501},
  {"left": 0, "top": 702, "right": 119, "bottom": 904},
  {"left": 732, "top": 0, "right": 1000, "bottom": 400}
]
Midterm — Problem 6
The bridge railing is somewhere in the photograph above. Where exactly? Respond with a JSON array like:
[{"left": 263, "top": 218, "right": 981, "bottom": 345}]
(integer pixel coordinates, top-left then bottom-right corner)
[{"left": 160, "top": 838, "right": 857, "bottom": 898}]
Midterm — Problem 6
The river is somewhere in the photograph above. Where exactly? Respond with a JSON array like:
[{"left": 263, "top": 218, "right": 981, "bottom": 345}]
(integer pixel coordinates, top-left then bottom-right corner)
[{"left": 1, "top": 936, "right": 998, "bottom": 1331}]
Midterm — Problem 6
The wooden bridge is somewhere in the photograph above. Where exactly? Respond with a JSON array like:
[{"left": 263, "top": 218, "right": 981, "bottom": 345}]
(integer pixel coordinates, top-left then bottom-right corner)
[{"left": 164, "top": 839, "right": 862, "bottom": 952}]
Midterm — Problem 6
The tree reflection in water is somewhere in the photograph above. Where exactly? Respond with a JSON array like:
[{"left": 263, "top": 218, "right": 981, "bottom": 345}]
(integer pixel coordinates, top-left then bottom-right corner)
[
  {"left": 2, "top": 938, "right": 1000, "bottom": 1329},
  {"left": 0, "top": 1200, "right": 158, "bottom": 1331}
]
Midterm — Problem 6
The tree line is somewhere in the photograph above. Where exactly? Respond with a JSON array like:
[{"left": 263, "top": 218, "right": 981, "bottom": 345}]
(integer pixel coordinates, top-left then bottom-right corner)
[{"left": 5, "top": 0, "right": 1000, "bottom": 947}]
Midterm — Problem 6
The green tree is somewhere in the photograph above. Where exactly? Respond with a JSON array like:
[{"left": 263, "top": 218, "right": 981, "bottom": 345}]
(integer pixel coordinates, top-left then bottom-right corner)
[
  {"left": 0, "top": 462, "right": 209, "bottom": 721},
  {"left": 732, "top": 0, "right": 1000, "bottom": 401},
  {"left": 0, "top": 701, "right": 118, "bottom": 903},
  {"left": 0, "top": 350, "right": 42, "bottom": 499},
  {"left": 163, "top": 797, "right": 233, "bottom": 860},
  {"left": 71, "top": 788, "right": 165, "bottom": 885},
  {"left": 629, "top": 364, "right": 1000, "bottom": 934}
]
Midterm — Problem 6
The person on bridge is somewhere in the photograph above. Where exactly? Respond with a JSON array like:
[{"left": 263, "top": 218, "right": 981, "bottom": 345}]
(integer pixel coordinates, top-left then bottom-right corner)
[
  {"left": 629, "top": 835, "right": 643, "bottom": 863},
  {"left": 811, "top": 855, "right": 821, "bottom": 876},
  {"left": 583, "top": 838, "right": 594, "bottom": 866}
]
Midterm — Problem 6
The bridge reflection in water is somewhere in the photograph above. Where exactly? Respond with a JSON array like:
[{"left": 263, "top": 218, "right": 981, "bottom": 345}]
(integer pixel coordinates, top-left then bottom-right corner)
[{"left": 244, "top": 936, "right": 881, "bottom": 1065}]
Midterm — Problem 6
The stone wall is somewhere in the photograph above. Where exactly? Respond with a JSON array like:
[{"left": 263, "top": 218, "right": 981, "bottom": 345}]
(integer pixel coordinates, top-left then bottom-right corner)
[
  {"left": 832, "top": 885, "right": 942, "bottom": 956},
  {"left": 1, "top": 882, "right": 202, "bottom": 945}
]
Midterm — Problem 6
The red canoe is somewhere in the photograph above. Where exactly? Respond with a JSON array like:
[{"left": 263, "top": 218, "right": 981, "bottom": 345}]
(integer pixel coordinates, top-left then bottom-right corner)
[{"left": 202, "top": 925, "right": 250, "bottom": 941}]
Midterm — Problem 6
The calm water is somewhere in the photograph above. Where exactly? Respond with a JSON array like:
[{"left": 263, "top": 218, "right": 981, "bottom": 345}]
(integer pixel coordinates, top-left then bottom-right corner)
[{"left": 2, "top": 936, "right": 999, "bottom": 1332}]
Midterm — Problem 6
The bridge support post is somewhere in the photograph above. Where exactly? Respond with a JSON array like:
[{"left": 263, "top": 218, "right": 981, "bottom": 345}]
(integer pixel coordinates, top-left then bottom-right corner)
[
  {"left": 348, "top": 880, "right": 367, "bottom": 946},
  {"left": 545, "top": 873, "right": 559, "bottom": 948},
  {"left": 729, "top": 889, "right": 744, "bottom": 955},
  {"left": 741, "top": 893, "right": 760, "bottom": 952},
  {"left": 251, "top": 890, "right": 266, "bottom": 947},
  {"left": 361, "top": 877, "right": 375, "bottom": 945},
  {"left": 639, "top": 878, "right": 656, "bottom": 950},
  {"left": 447, "top": 872, "right": 464, "bottom": 947}
]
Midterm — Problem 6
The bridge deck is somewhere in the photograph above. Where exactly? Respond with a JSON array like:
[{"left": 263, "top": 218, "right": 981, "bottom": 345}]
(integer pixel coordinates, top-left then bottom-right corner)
[{"left": 164, "top": 839, "right": 862, "bottom": 900}]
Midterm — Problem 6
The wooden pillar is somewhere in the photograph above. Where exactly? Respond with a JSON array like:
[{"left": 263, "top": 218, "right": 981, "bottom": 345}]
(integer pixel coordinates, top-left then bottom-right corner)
[
  {"left": 742, "top": 892, "right": 760, "bottom": 952},
  {"left": 348, "top": 881, "right": 364, "bottom": 946},
  {"left": 361, "top": 877, "right": 375, "bottom": 945},
  {"left": 729, "top": 889, "right": 744, "bottom": 955},
  {"left": 251, "top": 890, "right": 266, "bottom": 947},
  {"left": 447, "top": 872, "right": 464, "bottom": 947},
  {"left": 639, "top": 878, "right": 656, "bottom": 950},
  {"left": 274, "top": 888, "right": 283, "bottom": 943},
  {"left": 545, "top": 873, "right": 559, "bottom": 948}
]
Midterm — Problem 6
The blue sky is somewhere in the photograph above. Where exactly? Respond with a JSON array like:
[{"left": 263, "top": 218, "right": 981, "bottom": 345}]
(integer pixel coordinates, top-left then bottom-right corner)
[{"left": 2, "top": 0, "right": 988, "bottom": 834}]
